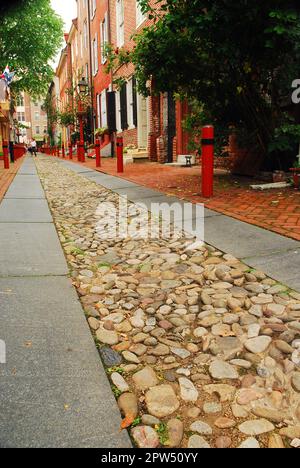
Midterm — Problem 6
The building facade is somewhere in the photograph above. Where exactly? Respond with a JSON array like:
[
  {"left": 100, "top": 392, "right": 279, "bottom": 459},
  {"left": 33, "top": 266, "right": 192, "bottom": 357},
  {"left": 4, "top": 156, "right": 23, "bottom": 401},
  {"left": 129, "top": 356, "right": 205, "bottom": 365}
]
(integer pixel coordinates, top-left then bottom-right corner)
[
  {"left": 54, "top": 0, "right": 190, "bottom": 162},
  {"left": 56, "top": 33, "right": 73, "bottom": 147}
]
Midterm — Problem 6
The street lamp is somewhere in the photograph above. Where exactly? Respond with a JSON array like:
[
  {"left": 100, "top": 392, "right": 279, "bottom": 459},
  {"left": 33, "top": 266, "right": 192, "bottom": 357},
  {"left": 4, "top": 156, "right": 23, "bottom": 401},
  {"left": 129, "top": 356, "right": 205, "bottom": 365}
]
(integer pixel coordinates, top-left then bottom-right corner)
[
  {"left": 77, "top": 77, "right": 88, "bottom": 162},
  {"left": 77, "top": 77, "right": 88, "bottom": 95}
]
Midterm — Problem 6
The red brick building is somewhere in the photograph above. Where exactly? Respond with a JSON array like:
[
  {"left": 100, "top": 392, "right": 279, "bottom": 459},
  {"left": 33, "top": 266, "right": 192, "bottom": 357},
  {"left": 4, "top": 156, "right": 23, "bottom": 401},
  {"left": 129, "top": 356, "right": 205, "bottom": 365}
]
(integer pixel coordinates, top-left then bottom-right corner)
[
  {"left": 90, "top": 0, "right": 112, "bottom": 153},
  {"left": 54, "top": 0, "right": 190, "bottom": 162},
  {"left": 56, "top": 33, "right": 73, "bottom": 147},
  {"left": 108, "top": 0, "right": 190, "bottom": 162}
]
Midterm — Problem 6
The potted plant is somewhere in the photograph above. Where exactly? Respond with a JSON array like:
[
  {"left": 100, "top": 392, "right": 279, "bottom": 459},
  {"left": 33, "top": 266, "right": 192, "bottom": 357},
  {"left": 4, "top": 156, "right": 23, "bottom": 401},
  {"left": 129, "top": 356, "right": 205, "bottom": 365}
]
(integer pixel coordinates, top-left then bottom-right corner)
[{"left": 290, "top": 161, "right": 300, "bottom": 188}]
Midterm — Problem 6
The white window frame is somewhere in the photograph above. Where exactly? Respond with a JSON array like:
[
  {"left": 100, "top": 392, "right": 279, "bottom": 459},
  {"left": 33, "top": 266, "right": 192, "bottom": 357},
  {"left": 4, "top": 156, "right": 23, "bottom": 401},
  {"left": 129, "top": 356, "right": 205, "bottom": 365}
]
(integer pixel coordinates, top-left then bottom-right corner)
[
  {"left": 136, "top": 1, "right": 146, "bottom": 27},
  {"left": 101, "top": 90, "right": 107, "bottom": 128},
  {"left": 92, "top": 35, "right": 98, "bottom": 76},
  {"left": 116, "top": 91, "right": 122, "bottom": 133},
  {"left": 100, "top": 13, "right": 109, "bottom": 64},
  {"left": 116, "top": 0, "right": 125, "bottom": 48},
  {"left": 90, "top": 0, "right": 96, "bottom": 18},
  {"left": 83, "top": 21, "right": 88, "bottom": 49},
  {"left": 127, "top": 78, "right": 134, "bottom": 129}
]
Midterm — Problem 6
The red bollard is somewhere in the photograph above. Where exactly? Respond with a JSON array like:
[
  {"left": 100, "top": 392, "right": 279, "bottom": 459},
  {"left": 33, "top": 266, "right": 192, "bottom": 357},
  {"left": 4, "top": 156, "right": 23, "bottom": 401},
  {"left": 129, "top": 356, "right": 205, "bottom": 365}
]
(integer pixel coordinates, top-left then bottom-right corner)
[
  {"left": 76, "top": 141, "right": 80, "bottom": 161},
  {"left": 81, "top": 141, "right": 85, "bottom": 163},
  {"left": 62, "top": 144, "right": 65, "bottom": 159},
  {"left": 116, "top": 136, "right": 124, "bottom": 173},
  {"left": 95, "top": 138, "right": 101, "bottom": 168},
  {"left": 69, "top": 142, "right": 73, "bottom": 160},
  {"left": 77, "top": 141, "right": 84, "bottom": 162},
  {"left": 201, "top": 125, "right": 214, "bottom": 198},
  {"left": 3, "top": 140, "right": 9, "bottom": 169}
]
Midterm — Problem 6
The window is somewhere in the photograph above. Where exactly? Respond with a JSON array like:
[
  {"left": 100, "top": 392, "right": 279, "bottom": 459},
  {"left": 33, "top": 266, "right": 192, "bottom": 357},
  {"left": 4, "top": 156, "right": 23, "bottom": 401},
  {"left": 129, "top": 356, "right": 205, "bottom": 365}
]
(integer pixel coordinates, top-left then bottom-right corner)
[
  {"left": 16, "top": 94, "right": 24, "bottom": 107},
  {"left": 100, "top": 14, "right": 109, "bottom": 64},
  {"left": 35, "top": 126, "right": 40, "bottom": 134},
  {"left": 92, "top": 35, "right": 98, "bottom": 75},
  {"left": 83, "top": 21, "right": 88, "bottom": 49},
  {"left": 101, "top": 90, "right": 107, "bottom": 127},
  {"left": 116, "top": 0, "right": 124, "bottom": 47},
  {"left": 127, "top": 79, "right": 134, "bottom": 128},
  {"left": 17, "top": 112, "right": 25, "bottom": 122},
  {"left": 136, "top": 1, "right": 146, "bottom": 27},
  {"left": 90, "top": 0, "right": 96, "bottom": 17}
]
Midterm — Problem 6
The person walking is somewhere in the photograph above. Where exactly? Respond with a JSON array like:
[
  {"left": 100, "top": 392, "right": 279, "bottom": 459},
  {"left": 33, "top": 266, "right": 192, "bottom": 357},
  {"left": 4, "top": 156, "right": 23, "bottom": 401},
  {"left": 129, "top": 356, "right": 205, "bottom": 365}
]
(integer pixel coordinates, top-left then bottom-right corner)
[{"left": 31, "top": 138, "right": 37, "bottom": 157}]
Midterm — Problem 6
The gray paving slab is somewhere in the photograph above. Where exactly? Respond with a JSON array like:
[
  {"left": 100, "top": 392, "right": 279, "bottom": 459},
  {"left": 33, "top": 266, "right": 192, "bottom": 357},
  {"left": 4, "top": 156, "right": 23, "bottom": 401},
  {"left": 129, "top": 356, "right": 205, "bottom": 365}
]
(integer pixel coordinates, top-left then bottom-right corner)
[
  {"left": 0, "top": 276, "right": 131, "bottom": 447},
  {"left": 90, "top": 176, "right": 140, "bottom": 190},
  {"left": 4, "top": 175, "right": 44, "bottom": 199},
  {"left": 0, "top": 223, "right": 68, "bottom": 276},
  {"left": 0, "top": 375, "right": 131, "bottom": 448},
  {"left": 114, "top": 186, "right": 164, "bottom": 200},
  {"left": 0, "top": 199, "right": 52, "bottom": 223},
  {"left": 59, "top": 161, "right": 97, "bottom": 174},
  {"left": 17, "top": 158, "right": 37, "bottom": 175},
  {"left": 243, "top": 249, "right": 300, "bottom": 290},
  {"left": 203, "top": 214, "right": 300, "bottom": 258},
  {"left": 136, "top": 195, "right": 220, "bottom": 220}
]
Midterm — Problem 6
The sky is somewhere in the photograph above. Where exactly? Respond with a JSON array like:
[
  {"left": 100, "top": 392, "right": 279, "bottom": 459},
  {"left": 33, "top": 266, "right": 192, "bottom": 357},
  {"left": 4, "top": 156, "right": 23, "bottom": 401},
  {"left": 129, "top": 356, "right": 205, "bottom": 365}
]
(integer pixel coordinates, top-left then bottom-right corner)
[{"left": 51, "top": 0, "right": 77, "bottom": 67}]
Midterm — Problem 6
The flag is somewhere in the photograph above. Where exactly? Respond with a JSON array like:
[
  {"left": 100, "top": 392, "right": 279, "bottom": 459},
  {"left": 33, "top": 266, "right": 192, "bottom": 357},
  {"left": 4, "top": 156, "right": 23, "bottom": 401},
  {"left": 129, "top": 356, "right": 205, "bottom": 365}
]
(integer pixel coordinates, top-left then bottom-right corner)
[{"left": 0, "top": 66, "right": 15, "bottom": 86}]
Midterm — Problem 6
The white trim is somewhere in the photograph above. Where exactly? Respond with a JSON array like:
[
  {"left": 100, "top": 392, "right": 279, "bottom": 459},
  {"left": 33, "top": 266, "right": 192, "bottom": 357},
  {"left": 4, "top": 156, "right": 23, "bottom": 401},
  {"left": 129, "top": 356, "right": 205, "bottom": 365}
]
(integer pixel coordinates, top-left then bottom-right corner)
[
  {"left": 100, "top": 13, "right": 109, "bottom": 64},
  {"left": 116, "top": 0, "right": 125, "bottom": 47},
  {"left": 136, "top": 1, "right": 146, "bottom": 28},
  {"left": 116, "top": 91, "right": 122, "bottom": 133},
  {"left": 101, "top": 90, "right": 107, "bottom": 127},
  {"left": 127, "top": 79, "right": 134, "bottom": 129}
]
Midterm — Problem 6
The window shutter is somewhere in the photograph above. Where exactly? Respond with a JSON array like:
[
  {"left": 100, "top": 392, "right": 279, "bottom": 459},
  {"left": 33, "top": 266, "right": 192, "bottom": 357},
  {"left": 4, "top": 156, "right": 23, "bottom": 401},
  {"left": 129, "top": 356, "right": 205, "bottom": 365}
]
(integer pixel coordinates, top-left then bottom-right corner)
[
  {"left": 107, "top": 91, "right": 117, "bottom": 133},
  {"left": 132, "top": 77, "right": 138, "bottom": 127},
  {"left": 120, "top": 83, "right": 128, "bottom": 130}
]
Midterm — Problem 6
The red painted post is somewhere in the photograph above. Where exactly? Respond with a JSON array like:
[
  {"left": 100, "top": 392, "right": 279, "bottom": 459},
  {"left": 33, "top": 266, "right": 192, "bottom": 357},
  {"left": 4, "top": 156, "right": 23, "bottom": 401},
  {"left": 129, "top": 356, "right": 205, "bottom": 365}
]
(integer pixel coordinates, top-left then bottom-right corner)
[
  {"left": 3, "top": 140, "right": 9, "bottom": 169},
  {"left": 95, "top": 138, "right": 101, "bottom": 168},
  {"left": 116, "top": 136, "right": 124, "bottom": 173},
  {"left": 81, "top": 140, "right": 85, "bottom": 163},
  {"left": 69, "top": 142, "right": 73, "bottom": 160},
  {"left": 201, "top": 125, "right": 214, "bottom": 198},
  {"left": 62, "top": 144, "right": 65, "bottom": 159}
]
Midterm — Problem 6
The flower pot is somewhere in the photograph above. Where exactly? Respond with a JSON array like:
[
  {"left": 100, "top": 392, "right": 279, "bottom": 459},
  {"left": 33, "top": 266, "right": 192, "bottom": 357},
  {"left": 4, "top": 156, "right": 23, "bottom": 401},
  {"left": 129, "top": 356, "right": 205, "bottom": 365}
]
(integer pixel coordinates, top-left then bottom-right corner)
[
  {"left": 293, "top": 173, "right": 300, "bottom": 188},
  {"left": 273, "top": 171, "right": 286, "bottom": 183}
]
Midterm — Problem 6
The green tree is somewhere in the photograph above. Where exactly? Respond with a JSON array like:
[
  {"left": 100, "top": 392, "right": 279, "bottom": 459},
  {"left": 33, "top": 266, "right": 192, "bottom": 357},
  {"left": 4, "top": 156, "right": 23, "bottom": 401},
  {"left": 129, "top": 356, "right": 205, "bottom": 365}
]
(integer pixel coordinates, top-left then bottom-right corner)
[
  {"left": 0, "top": 0, "right": 63, "bottom": 96},
  {"left": 116, "top": 1, "right": 300, "bottom": 169}
]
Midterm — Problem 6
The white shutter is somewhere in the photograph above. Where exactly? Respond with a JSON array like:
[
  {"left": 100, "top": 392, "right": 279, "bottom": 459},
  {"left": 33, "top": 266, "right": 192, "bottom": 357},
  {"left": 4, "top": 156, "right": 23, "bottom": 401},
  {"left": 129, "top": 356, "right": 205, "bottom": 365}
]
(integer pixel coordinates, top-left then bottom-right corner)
[
  {"left": 127, "top": 79, "right": 134, "bottom": 128},
  {"left": 101, "top": 91, "right": 107, "bottom": 127},
  {"left": 97, "top": 94, "right": 101, "bottom": 128}
]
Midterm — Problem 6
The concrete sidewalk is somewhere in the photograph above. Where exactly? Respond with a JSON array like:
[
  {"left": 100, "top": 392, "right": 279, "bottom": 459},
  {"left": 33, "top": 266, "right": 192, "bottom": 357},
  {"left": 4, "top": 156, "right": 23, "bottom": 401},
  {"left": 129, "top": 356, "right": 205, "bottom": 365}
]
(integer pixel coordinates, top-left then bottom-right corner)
[
  {"left": 59, "top": 159, "right": 300, "bottom": 291},
  {"left": 0, "top": 156, "right": 131, "bottom": 448}
]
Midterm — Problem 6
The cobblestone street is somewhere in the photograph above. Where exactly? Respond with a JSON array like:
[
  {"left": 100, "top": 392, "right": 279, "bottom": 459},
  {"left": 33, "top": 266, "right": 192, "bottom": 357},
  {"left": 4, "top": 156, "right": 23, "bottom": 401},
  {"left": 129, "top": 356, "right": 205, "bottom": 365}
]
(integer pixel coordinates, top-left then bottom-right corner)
[{"left": 33, "top": 155, "right": 300, "bottom": 449}]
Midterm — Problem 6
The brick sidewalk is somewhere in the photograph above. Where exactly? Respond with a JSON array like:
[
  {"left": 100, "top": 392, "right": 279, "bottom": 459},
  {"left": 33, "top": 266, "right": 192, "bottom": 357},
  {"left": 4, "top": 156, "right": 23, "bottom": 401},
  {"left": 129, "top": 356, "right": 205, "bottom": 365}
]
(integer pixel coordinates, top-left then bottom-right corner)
[
  {"left": 0, "top": 157, "right": 25, "bottom": 202},
  {"left": 54, "top": 154, "right": 300, "bottom": 241}
]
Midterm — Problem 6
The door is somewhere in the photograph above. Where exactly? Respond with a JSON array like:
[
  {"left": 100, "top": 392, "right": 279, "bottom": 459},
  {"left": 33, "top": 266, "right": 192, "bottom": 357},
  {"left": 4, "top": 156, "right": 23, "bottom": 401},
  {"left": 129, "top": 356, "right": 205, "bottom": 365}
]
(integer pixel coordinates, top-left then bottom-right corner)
[
  {"left": 167, "top": 93, "right": 176, "bottom": 163},
  {"left": 137, "top": 93, "right": 148, "bottom": 149}
]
